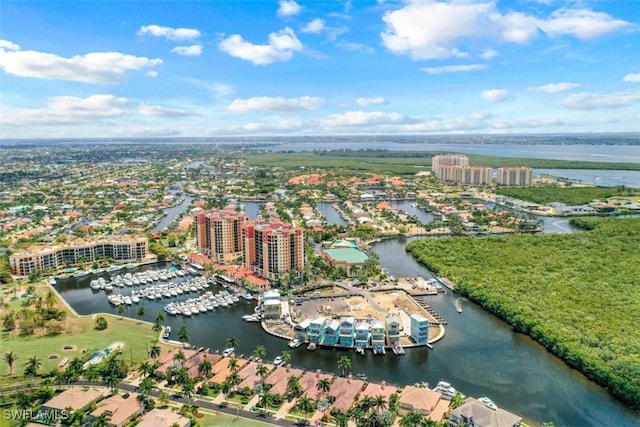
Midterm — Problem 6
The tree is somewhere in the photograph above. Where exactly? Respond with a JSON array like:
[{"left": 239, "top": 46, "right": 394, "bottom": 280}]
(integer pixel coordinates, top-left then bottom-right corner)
[
  {"left": 152, "top": 321, "right": 162, "bottom": 334},
  {"left": 399, "top": 411, "right": 425, "bottom": 427},
  {"left": 296, "top": 395, "right": 316, "bottom": 422},
  {"left": 280, "top": 350, "right": 291, "bottom": 366},
  {"left": 197, "top": 357, "right": 212, "bottom": 379},
  {"left": 257, "top": 364, "right": 269, "bottom": 388},
  {"left": 155, "top": 311, "right": 165, "bottom": 325},
  {"left": 138, "top": 361, "right": 153, "bottom": 378},
  {"left": 227, "top": 357, "right": 239, "bottom": 373},
  {"left": 333, "top": 410, "right": 350, "bottom": 427},
  {"left": 226, "top": 336, "right": 239, "bottom": 349},
  {"left": 45, "top": 290, "right": 56, "bottom": 309},
  {"left": 337, "top": 355, "right": 351, "bottom": 377},
  {"left": 316, "top": 378, "right": 331, "bottom": 398},
  {"left": 286, "top": 375, "right": 301, "bottom": 398},
  {"left": 182, "top": 378, "right": 196, "bottom": 402},
  {"left": 24, "top": 356, "right": 41, "bottom": 377},
  {"left": 137, "top": 306, "right": 146, "bottom": 321},
  {"left": 177, "top": 325, "right": 190, "bottom": 344},
  {"left": 257, "top": 389, "right": 272, "bottom": 414},
  {"left": 3, "top": 351, "right": 17, "bottom": 376},
  {"left": 173, "top": 350, "right": 186, "bottom": 366},
  {"left": 148, "top": 341, "right": 161, "bottom": 360},
  {"left": 450, "top": 392, "right": 464, "bottom": 409},
  {"left": 117, "top": 304, "right": 126, "bottom": 317},
  {"left": 138, "top": 377, "right": 156, "bottom": 396},
  {"left": 95, "top": 316, "right": 108, "bottom": 330},
  {"left": 374, "top": 394, "right": 387, "bottom": 413},
  {"left": 252, "top": 344, "right": 267, "bottom": 362}
]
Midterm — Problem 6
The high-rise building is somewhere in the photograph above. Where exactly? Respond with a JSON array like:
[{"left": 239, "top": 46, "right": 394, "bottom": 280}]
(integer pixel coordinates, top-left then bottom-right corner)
[
  {"left": 243, "top": 220, "right": 305, "bottom": 284},
  {"left": 195, "top": 209, "right": 248, "bottom": 264},
  {"left": 432, "top": 154, "right": 469, "bottom": 180},
  {"left": 461, "top": 166, "right": 493, "bottom": 186},
  {"left": 497, "top": 166, "right": 533, "bottom": 187}
]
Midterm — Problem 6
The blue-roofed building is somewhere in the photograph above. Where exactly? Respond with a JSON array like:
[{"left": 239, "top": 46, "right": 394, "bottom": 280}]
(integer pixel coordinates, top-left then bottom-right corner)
[
  {"left": 323, "top": 320, "right": 340, "bottom": 346},
  {"left": 339, "top": 316, "right": 356, "bottom": 347},
  {"left": 410, "top": 314, "right": 429, "bottom": 345}
]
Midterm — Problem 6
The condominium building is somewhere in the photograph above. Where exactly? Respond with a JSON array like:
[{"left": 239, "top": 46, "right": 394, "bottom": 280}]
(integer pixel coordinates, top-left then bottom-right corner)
[
  {"left": 460, "top": 166, "right": 493, "bottom": 186},
  {"left": 195, "top": 209, "right": 248, "bottom": 264},
  {"left": 432, "top": 154, "right": 469, "bottom": 180},
  {"left": 242, "top": 220, "right": 305, "bottom": 283},
  {"left": 497, "top": 166, "right": 533, "bottom": 187},
  {"left": 9, "top": 236, "right": 150, "bottom": 275}
]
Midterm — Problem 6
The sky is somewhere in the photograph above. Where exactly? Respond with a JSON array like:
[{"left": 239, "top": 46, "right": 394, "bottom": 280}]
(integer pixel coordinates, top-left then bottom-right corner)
[{"left": 0, "top": 0, "right": 638, "bottom": 138}]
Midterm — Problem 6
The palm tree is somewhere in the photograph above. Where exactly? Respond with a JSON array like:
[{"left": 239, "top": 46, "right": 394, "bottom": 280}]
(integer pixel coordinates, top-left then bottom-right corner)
[
  {"left": 333, "top": 410, "right": 349, "bottom": 427},
  {"left": 138, "top": 361, "right": 153, "bottom": 378},
  {"left": 103, "top": 373, "right": 119, "bottom": 390},
  {"left": 182, "top": 378, "right": 196, "bottom": 402},
  {"left": 388, "top": 392, "right": 400, "bottom": 413},
  {"left": 177, "top": 325, "right": 190, "bottom": 345},
  {"left": 399, "top": 411, "right": 425, "bottom": 427},
  {"left": 152, "top": 322, "right": 162, "bottom": 334},
  {"left": 256, "top": 363, "right": 269, "bottom": 388},
  {"left": 227, "top": 357, "right": 239, "bottom": 373},
  {"left": 257, "top": 389, "right": 272, "bottom": 414},
  {"left": 157, "top": 392, "right": 170, "bottom": 408},
  {"left": 148, "top": 341, "right": 161, "bottom": 360},
  {"left": 280, "top": 350, "right": 291, "bottom": 366},
  {"left": 348, "top": 406, "right": 366, "bottom": 425},
  {"left": 286, "top": 375, "right": 301, "bottom": 398},
  {"left": 316, "top": 378, "right": 331, "bottom": 399},
  {"left": 358, "top": 395, "right": 376, "bottom": 414},
  {"left": 137, "top": 306, "right": 146, "bottom": 321},
  {"left": 221, "top": 380, "right": 232, "bottom": 406},
  {"left": 45, "top": 290, "right": 56, "bottom": 309},
  {"left": 337, "top": 355, "right": 351, "bottom": 377},
  {"left": 296, "top": 395, "right": 315, "bottom": 423},
  {"left": 3, "top": 351, "right": 17, "bottom": 376},
  {"left": 24, "top": 356, "right": 41, "bottom": 377},
  {"left": 84, "top": 365, "right": 100, "bottom": 382},
  {"left": 173, "top": 350, "right": 187, "bottom": 366},
  {"left": 197, "top": 357, "right": 212, "bottom": 379},
  {"left": 373, "top": 394, "right": 387, "bottom": 413},
  {"left": 226, "top": 371, "right": 241, "bottom": 393},
  {"left": 155, "top": 311, "right": 165, "bottom": 325},
  {"left": 138, "top": 377, "right": 156, "bottom": 396},
  {"left": 252, "top": 344, "right": 266, "bottom": 361},
  {"left": 226, "top": 336, "right": 239, "bottom": 349}
]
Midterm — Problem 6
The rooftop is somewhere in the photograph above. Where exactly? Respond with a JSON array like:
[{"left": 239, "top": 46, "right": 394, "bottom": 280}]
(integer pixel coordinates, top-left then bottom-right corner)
[{"left": 323, "top": 247, "right": 370, "bottom": 264}]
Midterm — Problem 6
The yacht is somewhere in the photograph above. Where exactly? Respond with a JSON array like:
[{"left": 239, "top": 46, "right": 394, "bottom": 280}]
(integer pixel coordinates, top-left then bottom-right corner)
[
  {"left": 74, "top": 270, "right": 89, "bottom": 278},
  {"left": 288, "top": 338, "right": 301, "bottom": 348},
  {"left": 273, "top": 356, "right": 284, "bottom": 366},
  {"left": 222, "top": 347, "right": 235, "bottom": 357},
  {"left": 478, "top": 397, "right": 497, "bottom": 410},
  {"left": 107, "top": 265, "right": 123, "bottom": 273},
  {"left": 307, "top": 342, "right": 317, "bottom": 351},
  {"left": 48, "top": 277, "right": 57, "bottom": 285}
]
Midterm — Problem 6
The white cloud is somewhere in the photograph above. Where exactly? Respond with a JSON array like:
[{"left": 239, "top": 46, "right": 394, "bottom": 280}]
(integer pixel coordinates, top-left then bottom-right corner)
[
  {"left": 320, "top": 111, "right": 410, "bottom": 127},
  {"left": 623, "top": 73, "right": 640, "bottom": 83},
  {"left": 491, "top": 117, "right": 564, "bottom": 129},
  {"left": 527, "top": 82, "right": 581, "bottom": 93},
  {"left": 336, "top": 41, "right": 374, "bottom": 54},
  {"left": 0, "top": 43, "right": 161, "bottom": 83},
  {"left": 481, "top": 89, "right": 510, "bottom": 102},
  {"left": 116, "top": 127, "right": 181, "bottom": 137},
  {"left": 218, "top": 27, "right": 303, "bottom": 65},
  {"left": 380, "top": 2, "right": 633, "bottom": 60},
  {"left": 0, "top": 40, "right": 19, "bottom": 50},
  {"left": 137, "top": 25, "right": 200, "bottom": 41},
  {"left": 1, "top": 94, "right": 129, "bottom": 126},
  {"left": 302, "top": 19, "right": 326, "bottom": 34},
  {"left": 139, "top": 104, "right": 193, "bottom": 117},
  {"left": 209, "top": 120, "right": 306, "bottom": 135},
  {"left": 480, "top": 49, "right": 499, "bottom": 60},
  {"left": 421, "top": 64, "right": 488, "bottom": 74},
  {"left": 541, "top": 8, "right": 632, "bottom": 40},
  {"left": 171, "top": 45, "right": 202, "bottom": 56},
  {"left": 147, "top": 71, "right": 159, "bottom": 78},
  {"left": 227, "top": 96, "right": 324, "bottom": 112},
  {"left": 277, "top": 0, "right": 302, "bottom": 17},
  {"left": 356, "top": 97, "right": 386, "bottom": 107},
  {"left": 381, "top": 0, "right": 491, "bottom": 60},
  {"left": 559, "top": 92, "right": 640, "bottom": 110}
]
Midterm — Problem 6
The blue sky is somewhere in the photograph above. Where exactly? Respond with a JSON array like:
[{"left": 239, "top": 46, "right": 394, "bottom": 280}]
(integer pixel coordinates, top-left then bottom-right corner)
[{"left": 0, "top": 0, "right": 638, "bottom": 138}]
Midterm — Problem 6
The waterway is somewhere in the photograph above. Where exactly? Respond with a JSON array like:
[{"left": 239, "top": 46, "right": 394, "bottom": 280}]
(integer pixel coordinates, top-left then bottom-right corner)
[
  {"left": 152, "top": 181, "right": 195, "bottom": 232},
  {"left": 55, "top": 241, "right": 638, "bottom": 426},
  {"left": 534, "top": 168, "right": 640, "bottom": 188},
  {"left": 317, "top": 202, "right": 348, "bottom": 226}
]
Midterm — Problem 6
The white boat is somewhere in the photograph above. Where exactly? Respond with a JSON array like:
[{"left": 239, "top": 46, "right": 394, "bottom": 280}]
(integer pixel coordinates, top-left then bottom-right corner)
[
  {"left": 307, "top": 342, "right": 317, "bottom": 351},
  {"left": 289, "top": 338, "right": 301, "bottom": 348},
  {"left": 107, "top": 265, "right": 123, "bottom": 273},
  {"left": 478, "top": 397, "right": 497, "bottom": 410},
  {"left": 222, "top": 347, "right": 234, "bottom": 357},
  {"left": 273, "top": 356, "right": 284, "bottom": 366},
  {"left": 74, "top": 270, "right": 89, "bottom": 278},
  {"left": 48, "top": 277, "right": 57, "bottom": 285},
  {"left": 131, "top": 294, "right": 140, "bottom": 303}
]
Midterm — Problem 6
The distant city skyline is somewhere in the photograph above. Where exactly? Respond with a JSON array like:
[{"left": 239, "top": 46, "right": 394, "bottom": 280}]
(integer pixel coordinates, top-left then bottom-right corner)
[{"left": 1, "top": 0, "right": 638, "bottom": 138}]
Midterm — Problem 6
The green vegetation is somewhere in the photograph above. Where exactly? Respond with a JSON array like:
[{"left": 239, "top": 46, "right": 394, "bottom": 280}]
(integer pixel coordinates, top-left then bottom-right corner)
[
  {"left": 497, "top": 185, "right": 639, "bottom": 205},
  {"left": 406, "top": 217, "right": 640, "bottom": 409},
  {"left": 244, "top": 150, "right": 640, "bottom": 174}
]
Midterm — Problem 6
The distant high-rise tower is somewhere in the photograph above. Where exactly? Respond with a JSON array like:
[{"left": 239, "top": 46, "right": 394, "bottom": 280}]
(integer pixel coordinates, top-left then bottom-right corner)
[
  {"left": 497, "top": 166, "right": 533, "bottom": 187},
  {"left": 432, "top": 154, "right": 469, "bottom": 180},
  {"left": 243, "top": 220, "right": 305, "bottom": 284},
  {"left": 195, "top": 209, "right": 248, "bottom": 264}
]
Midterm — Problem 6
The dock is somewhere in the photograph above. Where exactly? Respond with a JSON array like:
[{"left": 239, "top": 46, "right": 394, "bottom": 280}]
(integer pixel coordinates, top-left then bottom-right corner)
[{"left": 414, "top": 296, "right": 447, "bottom": 324}]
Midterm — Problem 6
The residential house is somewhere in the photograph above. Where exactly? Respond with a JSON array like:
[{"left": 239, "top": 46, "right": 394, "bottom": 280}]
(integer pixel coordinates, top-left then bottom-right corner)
[
  {"left": 136, "top": 409, "right": 190, "bottom": 427},
  {"left": 355, "top": 321, "right": 370, "bottom": 350},
  {"left": 449, "top": 397, "right": 523, "bottom": 427},
  {"left": 323, "top": 319, "right": 341, "bottom": 346},
  {"left": 370, "top": 320, "right": 385, "bottom": 348},
  {"left": 308, "top": 317, "right": 326, "bottom": 344},
  {"left": 385, "top": 316, "right": 401, "bottom": 346},
  {"left": 339, "top": 316, "right": 356, "bottom": 347},
  {"left": 89, "top": 393, "right": 144, "bottom": 427},
  {"left": 410, "top": 314, "right": 429, "bottom": 345},
  {"left": 37, "top": 388, "right": 104, "bottom": 424},
  {"left": 262, "top": 289, "right": 282, "bottom": 319},
  {"left": 398, "top": 386, "right": 448, "bottom": 421},
  {"left": 294, "top": 318, "right": 311, "bottom": 341}
]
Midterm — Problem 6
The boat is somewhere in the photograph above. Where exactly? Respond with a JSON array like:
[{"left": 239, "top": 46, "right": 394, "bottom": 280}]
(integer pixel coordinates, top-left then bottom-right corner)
[
  {"left": 48, "top": 277, "right": 57, "bottom": 285},
  {"left": 289, "top": 338, "right": 301, "bottom": 348},
  {"left": 454, "top": 298, "right": 463, "bottom": 313},
  {"left": 356, "top": 373, "right": 368, "bottom": 381},
  {"left": 74, "top": 270, "right": 89, "bottom": 278},
  {"left": 273, "top": 356, "right": 284, "bottom": 366},
  {"left": 107, "top": 265, "right": 123, "bottom": 273},
  {"left": 222, "top": 347, "right": 235, "bottom": 357},
  {"left": 478, "top": 396, "right": 497, "bottom": 410},
  {"left": 307, "top": 342, "right": 317, "bottom": 351}
]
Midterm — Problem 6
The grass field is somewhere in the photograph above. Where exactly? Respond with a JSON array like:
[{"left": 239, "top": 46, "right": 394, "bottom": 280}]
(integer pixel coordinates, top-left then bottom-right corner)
[{"left": 0, "top": 282, "right": 168, "bottom": 378}]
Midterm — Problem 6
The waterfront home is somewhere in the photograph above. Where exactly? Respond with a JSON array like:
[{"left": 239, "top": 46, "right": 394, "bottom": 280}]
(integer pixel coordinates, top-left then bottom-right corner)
[
  {"left": 398, "top": 385, "right": 448, "bottom": 422},
  {"left": 370, "top": 320, "right": 386, "bottom": 348},
  {"left": 385, "top": 316, "right": 401, "bottom": 346},
  {"left": 339, "top": 316, "right": 356, "bottom": 347},
  {"left": 89, "top": 393, "right": 144, "bottom": 427},
  {"left": 328, "top": 377, "right": 366, "bottom": 412},
  {"left": 410, "top": 314, "right": 430, "bottom": 345},
  {"left": 38, "top": 388, "right": 105, "bottom": 423},
  {"left": 323, "top": 319, "right": 341, "bottom": 346},
  {"left": 209, "top": 357, "right": 248, "bottom": 385},
  {"left": 359, "top": 381, "right": 399, "bottom": 402},
  {"left": 262, "top": 289, "right": 282, "bottom": 319},
  {"left": 308, "top": 317, "right": 327, "bottom": 344},
  {"left": 355, "top": 321, "right": 370, "bottom": 349},
  {"left": 448, "top": 397, "right": 523, "bottom": 427},
  {"left": 299, "top": 371, "right": 334, "bottom": 400},
  {"left": 237, "top": 361, "right": 275, "bottom": 390},
  {"left": 137, "top": 409, "right": 190, "bottom": 427},
  {"left": 294, "top": 318, "right": 311, "bottom": 341},
  {"left": 265, "top": 366, "right": 304, "bottom": 395}
]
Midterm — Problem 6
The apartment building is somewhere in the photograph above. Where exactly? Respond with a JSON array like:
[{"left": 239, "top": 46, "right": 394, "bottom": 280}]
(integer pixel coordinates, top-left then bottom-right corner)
[
  {"left": 432, "top": 154, "right": 469, "bottom": 180},
  {"left": 496, "top": 166, "right": 533, "bottom": 187},
  {"left": 9, "top": 236, "right": 149, "bottom": 275},
  {"left": 242, "top": 220, "right": 305, "bottom": 283},
  {"left": 195, "top": 209, "right": 248, "bottom": 264}
]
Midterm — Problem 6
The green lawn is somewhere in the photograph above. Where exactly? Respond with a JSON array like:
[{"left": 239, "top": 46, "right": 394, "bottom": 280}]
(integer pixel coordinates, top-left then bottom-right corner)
[{"left": 198, "top": 409, "right": 276, "bottom": 426}]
